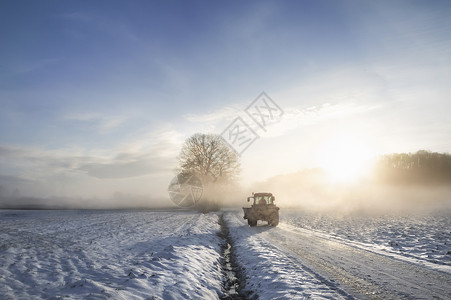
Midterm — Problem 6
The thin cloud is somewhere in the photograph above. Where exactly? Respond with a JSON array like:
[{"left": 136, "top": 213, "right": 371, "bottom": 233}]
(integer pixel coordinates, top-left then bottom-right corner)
[
  {"left": 116, "top": 125, "right": 184, "bottom": 157},
  {"left": 0, "top": 124, "right": 183, "bottom": 198},
  {"left": 6, "top": 58, "right": 60, "bottom": 75},
  {"left": 63, "top": 112, "right": 127, "bottom": 133},
  {"left": 0, "top": 174, "right": 35, "bottom": 185},
  {"left": 262, "top": 101, "right": 382, "bottom": 139},
  {"left": 184, "top": 106, "right": 240, "bottom": 123},
  {"left": 58, "top": 11, "right": 140, "bottom": 42},
  {"left": 78, "top": 154, "right": 172, "bottom": 179}
]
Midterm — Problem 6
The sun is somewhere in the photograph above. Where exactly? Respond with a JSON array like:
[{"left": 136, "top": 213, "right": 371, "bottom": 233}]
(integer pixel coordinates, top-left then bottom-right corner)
[{"left": 317, "top": 135, "right": 373, "bottom": 182}]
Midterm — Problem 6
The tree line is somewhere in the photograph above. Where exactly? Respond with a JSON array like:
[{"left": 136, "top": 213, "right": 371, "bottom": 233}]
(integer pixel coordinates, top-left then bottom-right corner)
[{"left": 374, "top": 150, "right": 451, "bottom": 185}]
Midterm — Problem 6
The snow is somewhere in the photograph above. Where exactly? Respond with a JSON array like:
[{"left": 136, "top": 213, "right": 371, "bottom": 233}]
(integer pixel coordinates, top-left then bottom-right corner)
[
  {"left": 224, "top": 209, "right": 451, "bottom": 299},
  {"left": 281, "top": 210, "right": 451, "bottom": 273},
  {"left": 1, "top": 208, "right": 450, "bottom": 299},
  {"left": 223, "top": 212, "right": 346, "bottom": 299},
  {"left": 0, "top": 210, "right": 223, "bottom": 299}
]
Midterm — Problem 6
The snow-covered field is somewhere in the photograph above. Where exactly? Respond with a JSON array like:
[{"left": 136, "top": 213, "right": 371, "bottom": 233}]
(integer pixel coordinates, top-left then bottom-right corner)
[
  {"left": 1, "top": 208, "right": 450, "bottom": 299},
  {"left": 0, "top": 210, "right": 223, "bottom": 299},
  {"left": 281, "top": 210, "right": 451, "bottom": 270}
]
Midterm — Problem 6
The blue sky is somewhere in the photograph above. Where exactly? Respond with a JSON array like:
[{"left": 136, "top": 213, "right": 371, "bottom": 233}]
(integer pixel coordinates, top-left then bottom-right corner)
[{"left": 1, "top": 1, "right": 451, "bottom": 203}]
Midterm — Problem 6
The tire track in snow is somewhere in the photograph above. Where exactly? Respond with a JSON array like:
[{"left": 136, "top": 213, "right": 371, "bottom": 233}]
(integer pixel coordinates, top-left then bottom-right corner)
[{"left": 262, "top": 222, "right": 451, "bottom": 299}]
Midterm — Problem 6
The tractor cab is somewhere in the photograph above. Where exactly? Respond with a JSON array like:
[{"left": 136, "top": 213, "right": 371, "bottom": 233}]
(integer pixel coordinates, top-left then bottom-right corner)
[
  {"left": 248, "top": 193, "right": 275, "bottom": 205},
  {"left": 244, "top": 192, "right": 279, "bottom": 227}
]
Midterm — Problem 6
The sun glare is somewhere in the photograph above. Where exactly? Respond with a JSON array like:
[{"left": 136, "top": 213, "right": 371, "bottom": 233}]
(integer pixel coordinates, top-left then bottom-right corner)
[{"left": 317, "top": 135, "right": 373, "bottom": 182}]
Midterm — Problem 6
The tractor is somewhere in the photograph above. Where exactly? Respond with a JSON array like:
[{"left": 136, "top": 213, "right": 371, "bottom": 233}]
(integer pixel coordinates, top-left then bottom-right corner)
[{"left": 243, "top": 192, "right": 279, "bottom": 227}]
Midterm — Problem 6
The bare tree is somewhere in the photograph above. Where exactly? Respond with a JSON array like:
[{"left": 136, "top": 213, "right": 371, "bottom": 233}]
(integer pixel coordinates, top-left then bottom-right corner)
[{"left": 178, "top": 133, "right": 240, "bottom": 184}]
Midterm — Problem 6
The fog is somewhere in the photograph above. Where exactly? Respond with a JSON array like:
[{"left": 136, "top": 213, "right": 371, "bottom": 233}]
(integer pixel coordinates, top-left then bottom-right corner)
[
  {"left": 2, "top": 165, "right": 450, "bottom": 213},
  {"left": 228, "top": 168, "right": 451, "bottom": 215},
  {"left": 2, "top": 170, "right": 451, "bottom": 214},
  {"left": 0, "top": 188, "right": 172, "bottom": 210}
]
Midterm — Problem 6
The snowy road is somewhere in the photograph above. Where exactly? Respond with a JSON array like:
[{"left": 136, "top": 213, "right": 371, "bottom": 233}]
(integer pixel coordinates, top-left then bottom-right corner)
[{"left": 225, "top": 210, "right": 451, "bottom": 299}]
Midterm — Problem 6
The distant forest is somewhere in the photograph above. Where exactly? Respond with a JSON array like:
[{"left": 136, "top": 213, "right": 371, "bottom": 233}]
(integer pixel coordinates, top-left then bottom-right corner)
[{"left": 374, "top": 150, "right": 451, "bottom": 185}]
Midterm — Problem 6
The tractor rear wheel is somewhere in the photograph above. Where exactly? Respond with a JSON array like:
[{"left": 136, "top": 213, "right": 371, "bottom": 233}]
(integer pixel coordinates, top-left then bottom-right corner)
[
  {"left": 248, "top": 219, "right": 257, "bottom": 227},
  {"left": 270, "top": 213, "right": 279, "bottom": 226}
]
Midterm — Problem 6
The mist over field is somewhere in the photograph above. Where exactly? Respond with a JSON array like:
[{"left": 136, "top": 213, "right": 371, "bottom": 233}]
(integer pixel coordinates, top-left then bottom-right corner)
[
  {"left": 2, "top": 152, "right": 451, "bottom": 213},
  {"left": 250, "top": 171, "right": 451, "bottom": 214},
  {"left": 0, "top": 192, "right": 171, "bottom": 210}
]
